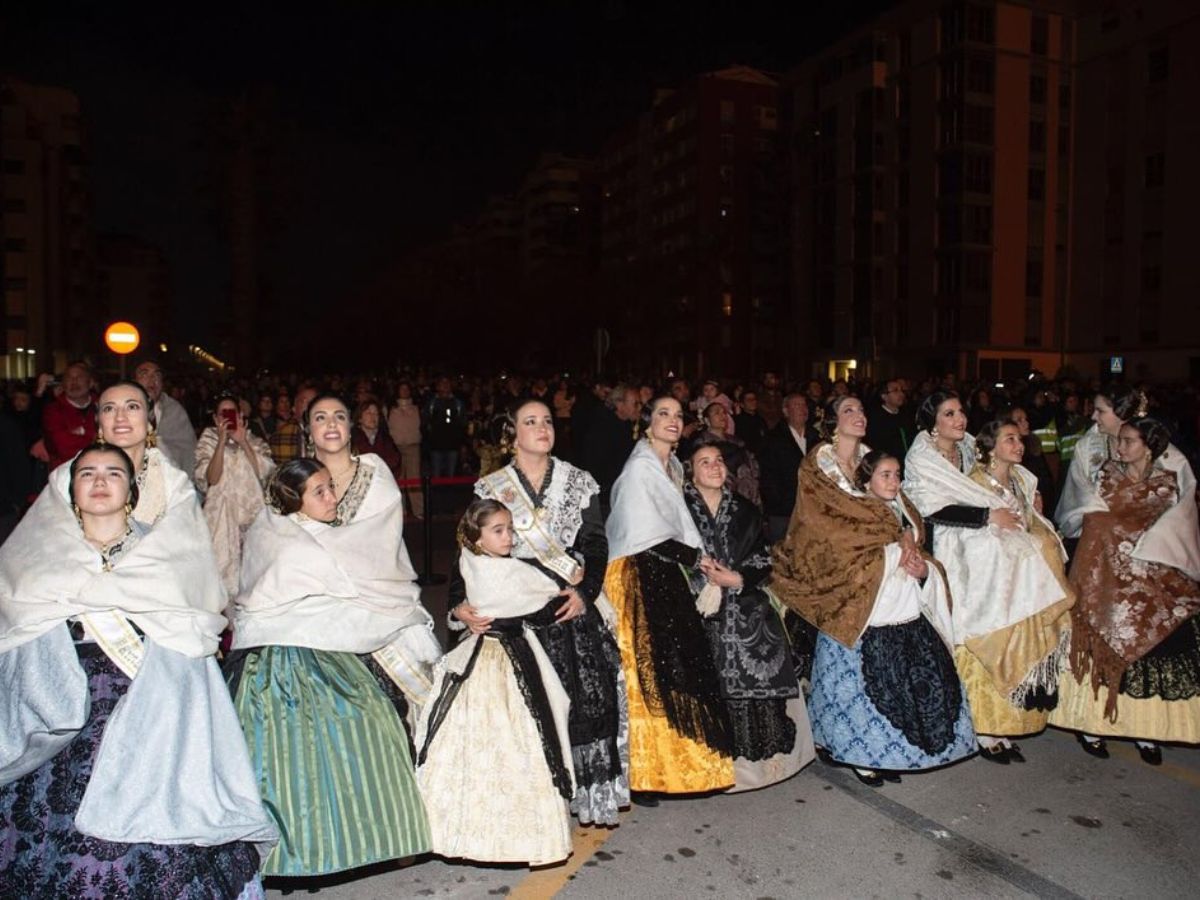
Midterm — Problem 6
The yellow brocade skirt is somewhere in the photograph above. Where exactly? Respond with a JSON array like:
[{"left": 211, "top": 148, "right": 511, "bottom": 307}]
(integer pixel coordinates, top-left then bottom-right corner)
[
  {"left": 1049, "top": 669, "right": 1200, "bottom": 743},
  {"left": 954, "top": 645, "right": 1051, "bottom": 737},
  {"left": 604, "top": 557, "right": 734, "bottom": 794}
]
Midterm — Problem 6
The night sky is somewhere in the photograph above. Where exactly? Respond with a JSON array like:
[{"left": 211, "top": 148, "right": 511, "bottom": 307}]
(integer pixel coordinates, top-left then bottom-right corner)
[{"left": 2, "top": 1, "right": 891, "bottom": 350}]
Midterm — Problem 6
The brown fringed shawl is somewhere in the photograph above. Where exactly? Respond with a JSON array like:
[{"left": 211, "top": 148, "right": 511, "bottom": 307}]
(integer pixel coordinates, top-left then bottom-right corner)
[
  {"left": 1070, "top": 463, "right": 1200, "bottom": 719},
  {"left": 769, "top": 454, "right": 930, "bottom": 648}
]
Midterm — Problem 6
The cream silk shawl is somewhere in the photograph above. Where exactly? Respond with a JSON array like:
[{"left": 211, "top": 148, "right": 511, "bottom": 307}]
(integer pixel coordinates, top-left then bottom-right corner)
[
  {"left": 606, "top": 440, "right": 702, "bottom": 561},
  {"left": 232, "top": 456, "right": 441, "bottom": 700},
  {"left": 902, "top": 431, "right": 1069, "bottom": 642},
  {"left": 0, "top": 458, "right": 226, "bottom": 658},
  {"left": 1056, "top": 425, "right": 1200, "bottom": 580}
]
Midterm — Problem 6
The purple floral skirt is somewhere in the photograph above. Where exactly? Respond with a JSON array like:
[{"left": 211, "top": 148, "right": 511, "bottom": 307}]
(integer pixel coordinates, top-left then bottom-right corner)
[{"left": 0, "top": 647, "right": 261, "bottom": 900}]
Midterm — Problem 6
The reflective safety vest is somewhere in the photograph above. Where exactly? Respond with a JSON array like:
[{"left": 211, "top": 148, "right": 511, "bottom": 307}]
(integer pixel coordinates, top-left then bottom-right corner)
[{"left": 1032, "top": 418, "right": 1059, "bottom": 455}]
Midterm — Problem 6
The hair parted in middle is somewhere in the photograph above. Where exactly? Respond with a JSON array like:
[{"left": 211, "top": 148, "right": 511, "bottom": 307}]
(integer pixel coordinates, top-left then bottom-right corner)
[
  {"left": 854, "top": 449, "right": 900, "bottom": 492},
  {"left": 915, "top": 389, "right": 960, "bottom": 433},
  {"left": 69, "top": 440, "right": 140, "bottom": 511}
]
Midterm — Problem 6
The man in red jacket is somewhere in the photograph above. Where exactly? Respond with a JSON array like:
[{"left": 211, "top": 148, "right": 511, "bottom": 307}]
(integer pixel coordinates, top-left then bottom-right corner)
[{"left": 41, "top": 361, "right": 97, "bottom": 470}]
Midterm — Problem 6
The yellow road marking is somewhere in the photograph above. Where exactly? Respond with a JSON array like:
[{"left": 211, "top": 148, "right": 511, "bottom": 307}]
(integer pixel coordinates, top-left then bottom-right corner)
[{"left": 508, "top": 825, "right": 618, "bottom": 900}]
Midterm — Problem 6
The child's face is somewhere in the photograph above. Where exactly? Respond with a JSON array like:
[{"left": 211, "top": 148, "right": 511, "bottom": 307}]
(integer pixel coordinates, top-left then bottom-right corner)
[
  {"left": 300, "top": 470, "right": 339, "bottom": 522},
  {"left": 866, "top": 459, "right": 902, "bottom": 501},
  {"left": 477, "top": 511, "right": 514, "bottom": 557}
]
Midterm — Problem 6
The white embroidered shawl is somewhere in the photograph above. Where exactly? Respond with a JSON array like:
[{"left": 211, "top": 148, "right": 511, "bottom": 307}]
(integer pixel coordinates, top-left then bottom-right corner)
[
  {"left": 606, "top": 440, "right": 702, "bottom": 560},
  {"left": 902, "top": 431, "right": 1068, "bottom": 642},
  {"left": 1056, "top": 425, "right": 1200, "bottom": 580},
  {"left": 0, "top": 460, "right": 227, "bottom": 658}
]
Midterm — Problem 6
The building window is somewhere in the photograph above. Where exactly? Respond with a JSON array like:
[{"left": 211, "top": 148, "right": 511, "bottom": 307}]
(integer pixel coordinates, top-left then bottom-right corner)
[
  {"left": 964, "top": 251, "right": 991, "bottom": 291},
  {"left": 940, "top": 58, "right": 963, "bottom": 100},
  {"left": 1029, "top": 120, "right": 1046, "bottom": 153},
  {"left": 1059, "top": 83, "right": 1071, "bottom": 110},
  {"left": 964, "top": 105, "right": 994, "bottom": 144},
  {"left": 967, "top": 57, "right": 994, "bottom": 95},
  {"left": 1028, "top": 168, "right": 1045, "bottom": 201},
  {"left": 722, "top": 292, "right": 733, "bottom": 316},
  {"left": 966, "top": 204, "right": 992, "bottom": 243},
  {"left": 937, "top": 253, "right": 961, "bottom": 294},
  {"left": 720, "top": 100, "right": 735, "bottom": 125},
  {"left": 3, "top": 238, "right": 25, "bottom": 252},
  {"left": 966, "top": 5, "right": 995, "bottom": 43},
  {"left": 3, "top": 199, "right": 26, "bottom": 213},
  {"left": 1031, "top": 15, "right": 1048, "bottom": 56},
  {"left": 4, "top": 277, "right": 28, "bottom": 291},
  {"left": 1147, "top": 46, "right": 1168, "bottom": 84},
  {"left": 965, "top": 153, "right": 993, "bottom": 193},
  {"left": 757, "top": 105, "right": 778, "bottom": 130},
  {"left": 720, "top": 133, "right": 734, "bottom": 158},
  {"left": 1145, "top": 152, "right": 1165, "bottom": 188},
  {"left": 1141, "top": 265, "right": 1162, "bottom": 293},
  {"left": 939, "top": 156, "right": 962, "bottom": 196},
  {"left": 1030, "top": 74, "right": 1047, "bottom": 105},
  {"left": 1, "top": 159, "right": 24, "bottom": 174},
  {"left": 1025, "top": 259, "right": 1043, "bottom": 297}
]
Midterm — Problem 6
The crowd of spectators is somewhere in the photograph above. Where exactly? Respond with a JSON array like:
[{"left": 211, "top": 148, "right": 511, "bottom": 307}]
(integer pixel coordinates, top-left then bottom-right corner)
[{"left": 2, "top": 361, "right": 1198, "bottom": 542}]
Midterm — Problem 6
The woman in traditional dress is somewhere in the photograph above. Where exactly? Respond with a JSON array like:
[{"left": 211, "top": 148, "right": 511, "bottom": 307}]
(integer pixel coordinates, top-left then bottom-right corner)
[
  {"left": 771, "top": 400, "right": 975, "bottom": 785},
  {"left": 94, "top": 380, "right": 189, "bottom": 526},
  {"left": 903, "top": 393, "right": 1074, "bottom": 763},
  {"left": 195, "top": 393, "right": 274, "bottom": 599},
  {"left": 451, "top": 398, "right": 629, "bottom": 824},
  {"left": 683, "top": 439, "right": 815, "bottom": 790},
  {"left": 603, "top": 395, "right": 734, "bottom": 805},
  {"left": 1050, "top": 416, "right": 1200, "bottom": 763},
  {"left": 0, "top": 442, "right": 276, "bottom": 898},
  {"left": 417, "top": 500, "right": 575, "bottom": 865},
  {"left": 227, "top": 398, "right": 441, "bottom": 878}
]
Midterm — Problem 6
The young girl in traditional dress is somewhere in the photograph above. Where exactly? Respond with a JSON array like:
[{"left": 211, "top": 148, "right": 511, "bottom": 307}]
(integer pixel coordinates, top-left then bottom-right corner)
[{"left": 417, "top": 499, "right": 575, "bottom": 866}]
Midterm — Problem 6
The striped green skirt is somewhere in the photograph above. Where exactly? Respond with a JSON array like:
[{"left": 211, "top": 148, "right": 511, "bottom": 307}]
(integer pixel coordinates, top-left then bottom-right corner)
[{"left": 231, "top": 646, "right": 431, "bottom": 876}]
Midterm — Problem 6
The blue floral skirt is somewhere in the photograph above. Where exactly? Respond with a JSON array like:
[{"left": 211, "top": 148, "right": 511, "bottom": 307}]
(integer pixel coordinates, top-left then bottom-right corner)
[
  {"left": 0, "top": 647, "right": 262, "bottom": 900},
  {"left": 809, "top": 618, "right": 977, "bottom": 770}
]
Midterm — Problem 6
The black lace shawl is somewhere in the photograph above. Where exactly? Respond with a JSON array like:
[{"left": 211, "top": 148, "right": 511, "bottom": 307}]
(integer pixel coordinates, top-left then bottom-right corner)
[
  {"left": 627, "top": 539, "right": 733, "bottom": 756},
  {"left": 683, "top": 484, "right": 798, "bottom": 700}
]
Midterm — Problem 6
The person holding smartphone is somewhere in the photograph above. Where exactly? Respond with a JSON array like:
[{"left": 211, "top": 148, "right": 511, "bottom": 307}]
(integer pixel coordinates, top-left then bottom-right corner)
[{"left": 194, "top": 393, "right": 275, "bottom": 600}]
